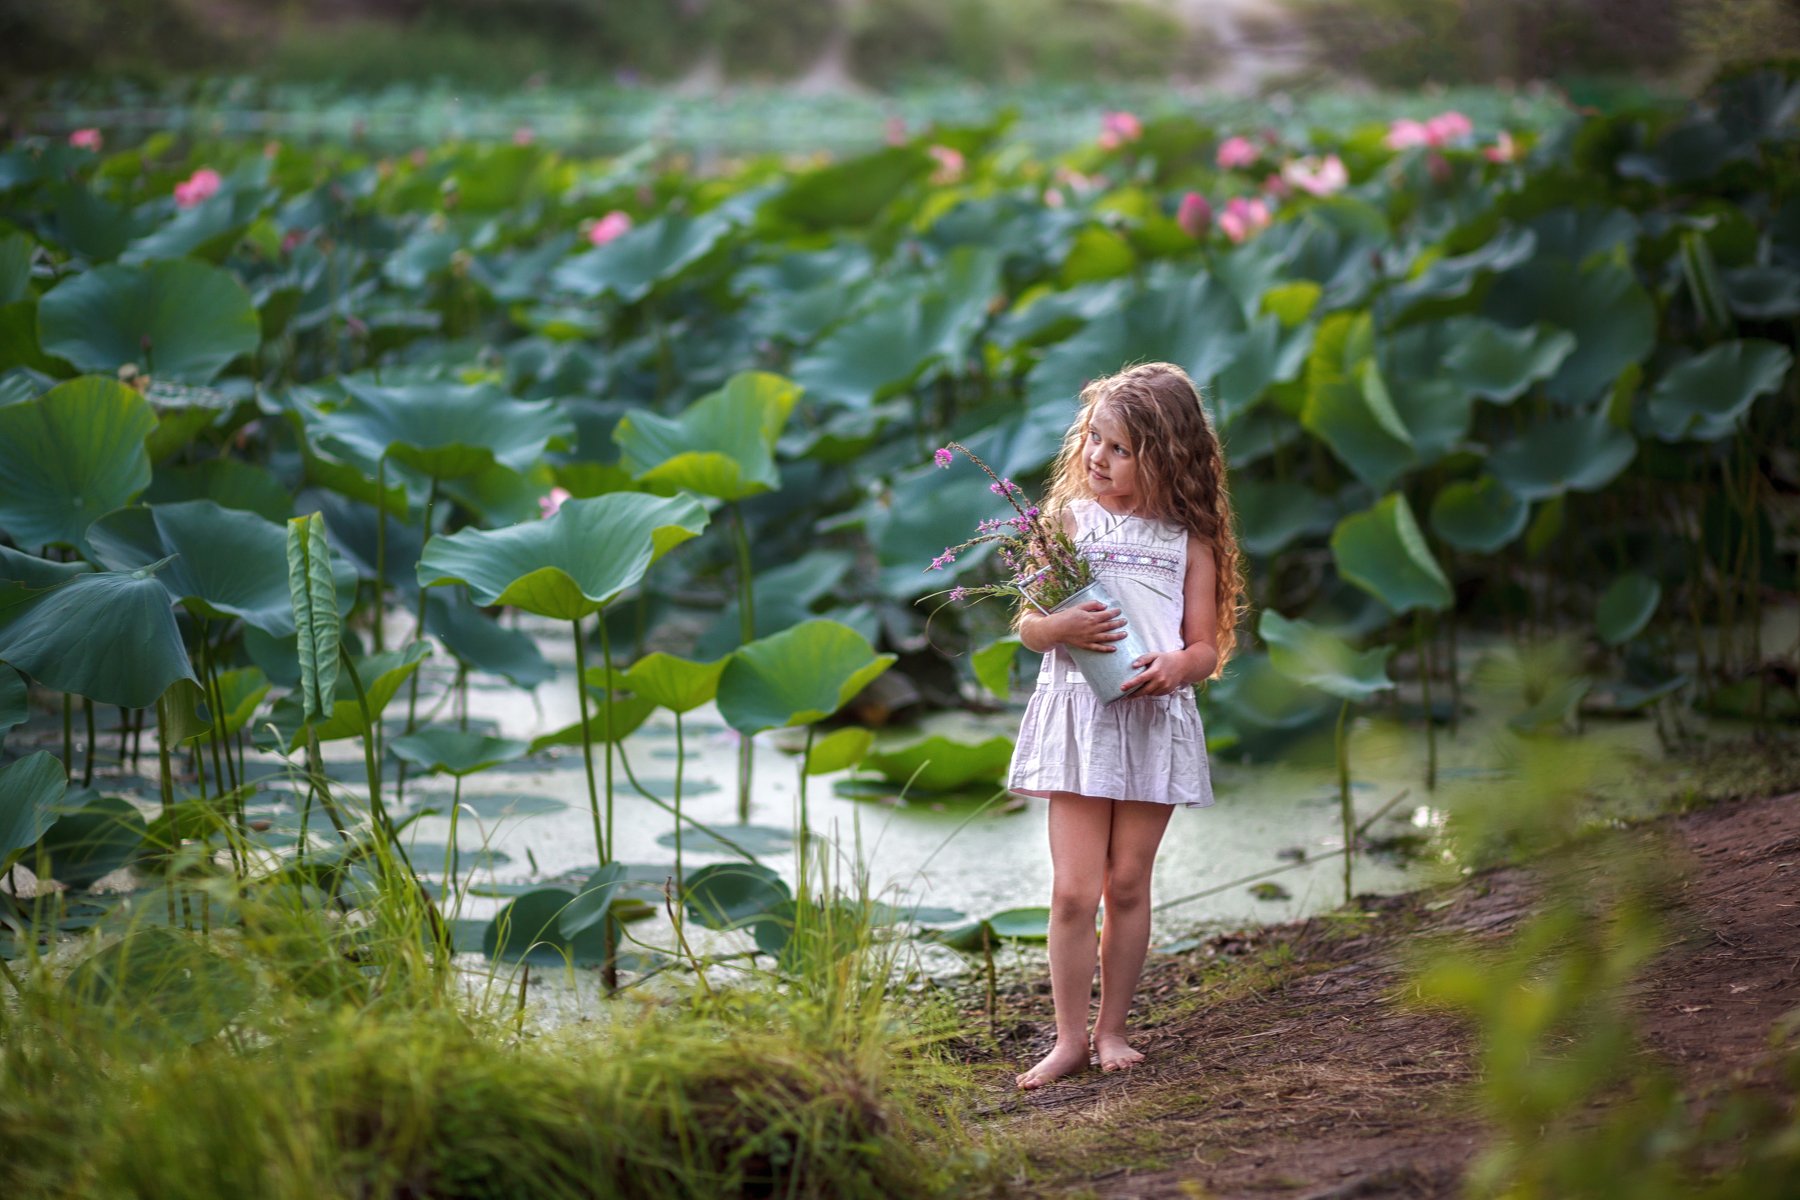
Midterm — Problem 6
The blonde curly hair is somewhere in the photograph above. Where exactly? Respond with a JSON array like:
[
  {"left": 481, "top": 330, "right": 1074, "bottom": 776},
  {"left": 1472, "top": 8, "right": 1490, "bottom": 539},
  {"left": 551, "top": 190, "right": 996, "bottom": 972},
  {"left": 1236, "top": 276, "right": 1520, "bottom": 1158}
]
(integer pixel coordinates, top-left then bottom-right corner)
[{"left": 1041, "top": 362, "right": 1247, "bottom": 678}]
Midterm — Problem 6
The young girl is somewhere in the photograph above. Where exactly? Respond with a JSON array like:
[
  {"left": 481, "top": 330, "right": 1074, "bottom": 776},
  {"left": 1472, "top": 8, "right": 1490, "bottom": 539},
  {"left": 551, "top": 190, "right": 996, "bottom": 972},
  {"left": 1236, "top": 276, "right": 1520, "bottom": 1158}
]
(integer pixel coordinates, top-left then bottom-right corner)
[{"left": 1007, "top": 361, "right": 1243, "bottom": 1090}]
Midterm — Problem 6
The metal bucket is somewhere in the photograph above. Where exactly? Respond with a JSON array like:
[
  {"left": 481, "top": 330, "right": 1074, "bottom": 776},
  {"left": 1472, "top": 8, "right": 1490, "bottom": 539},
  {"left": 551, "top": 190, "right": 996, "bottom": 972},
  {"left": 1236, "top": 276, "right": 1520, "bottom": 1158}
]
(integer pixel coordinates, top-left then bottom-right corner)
[{"left": 1048, "top": 578, "right": 1152, "bottom": 704}]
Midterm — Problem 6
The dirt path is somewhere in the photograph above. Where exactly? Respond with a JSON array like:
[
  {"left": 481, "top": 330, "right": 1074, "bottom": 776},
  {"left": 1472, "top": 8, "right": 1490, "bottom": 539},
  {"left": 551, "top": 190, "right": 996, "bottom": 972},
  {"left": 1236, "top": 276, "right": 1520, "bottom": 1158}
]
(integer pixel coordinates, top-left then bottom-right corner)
[{"left": 963, "top": 789, "right": 1800, "bottom": 1197}]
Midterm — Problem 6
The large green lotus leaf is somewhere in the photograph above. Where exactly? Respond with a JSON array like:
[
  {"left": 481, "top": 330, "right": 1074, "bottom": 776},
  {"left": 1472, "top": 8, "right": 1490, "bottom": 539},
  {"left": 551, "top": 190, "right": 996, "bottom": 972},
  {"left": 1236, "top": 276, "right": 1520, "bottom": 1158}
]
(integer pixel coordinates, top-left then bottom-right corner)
[
  {"left": 1484, "top": 255, "right": 1655, "bottom": 405},
  {"left": 972, "top": 637, "right": 1022, "bottom": 699},
  {"left": 1027, "top": 269, "right": 1246, "bottom": 410},
  {"left": 210, "top": 668, "right": 270, "bottom": 737},
  {"left": 1528, "top": 207, "right": 1638, "bottom": 265},
  {"left": 558, "top": 862, "right": 633, "bottom": 940},
  {"left": 1209, "top": 652, "right": 1339, "bottom": 732},
  {"left": 1301, "top": 315, "right": 1414, "bottom": 491},
  {"left": 423, "top": 591, "right": 552, "bottom": 689},
  {"left": 38, "top": 259, "right": 259, "bottom": 385},
  {"left": 1596, "top": 573, "right": 1661, "bottom": 646},
  {"left": 1643, "top": 339, "right": 1791, "bottom": 443},
  {"left": 1489, "top": 404, "right": 1637, "bottom": 500},
  {"left": 764, "top": 144, "right": 931, "bottom": 230},
  {"left": 865, "top": 734, "right": 1015, "bottom": 793},
  {"left": 1379, "top": 373, "right": 1468, "bottom": 468},
  {"left": 528, "top": 691, "right": 657, "bottom": 753},
  {"left": 550, "top": 210, "right": 735, "bottom": 304},
  {"left": 1382, "top": 226, "right": 1536, "bottom": 320},
  {"left": 716, "top": 619, "right": 896, "bottom": 735},
  {"left": 805, "top": 727, "right": 874, "bottom": 776},
  {"left": 36, "top": 792, "right": 145, "bottom": 889},
  {"left": 65, "top": 926, "right": 255, "bottom": 1044},
  {"left": 792, "top": 247, "right": 999, "bottom": 410},
  {"left": 0, "top": 298, "right": 75, "bottom": 377},
  {"left": 1429, "top": 475, "right": 1529, "bottom": 553},
  {"left": 0, "top": 234, "right": 35, "bottom": 305},
  {"left": 615, "top": 371, "right": 800, "bottom": 501},
  {"left": 0, "top": 567, "right": 196, "bottom": 708},
  {"left": 1233, "top": 478, "right": 1337, "bottom": 557},
  {"left": 121, "top": 186, "right": 273, "bottom": 266},
  {"left": 417, "top": 492, "right": 709, "bottom": 621},
  {"left": 0, "top": 376, "right": 155, "bottom": 552},
  {"left": 1258, "top": 609, "right": 1395, "bottom": 702},
  {"left": 872, "top": 462, "right": 1014, "bottom": 599},
  {"left": 381, "top": 226, "right": 460, "bottom": 291},
  {"left": 389, "top": 727, "right": 529, "bottom": 778},
  {"left": 1724, "top": 266, "right": 1800, "bottom": 319},
  {"left": 272, "top": 643, "right": 430, "bottom": 749},
  {"left": 932, "top": 907, "right": 1052, "bottom": 952},
  {"left": 482, "top": 888, "right": 609, "bottom": 966},
  {"left": 0, "top": 666, "right": 25, "bottom": 741},
  {"left": 1060, "top": 225, "right": 1136, "bottom": 286},
  {"left": 1441, "top": 320, "right": 1577, "bottom": 404},
  {"left": 1330, "top": 493, "right": 1452, "bottom": 615},
  {"left": 317, "top": 379, "right": 575, "bottom": 480},
  {"left": 683, "top": 861, "right": 792, "bottom": 931},
  {"left": 0, "top": 752, "right": 65, "bottom": 871},
  {"left": 88, "top": 501, "right": 296, "bottom": 635},
  {"left": 143, "top": 458, "right": 293, "bottom": 523},
  {"left": 619, "top": 652, "right": 727, "bottom": 715}
]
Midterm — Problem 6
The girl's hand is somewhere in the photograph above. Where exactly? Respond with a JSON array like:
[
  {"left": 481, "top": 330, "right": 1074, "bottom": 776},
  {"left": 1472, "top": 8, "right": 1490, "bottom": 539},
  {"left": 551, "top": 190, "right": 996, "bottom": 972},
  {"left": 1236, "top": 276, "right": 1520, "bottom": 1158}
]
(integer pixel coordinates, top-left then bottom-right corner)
[
  {"left": 1120, "top": 651, "right": 1189, "bottom": 696},
  {"left": 1056, "top": 601, "right": 1127, "bottom": 652}
]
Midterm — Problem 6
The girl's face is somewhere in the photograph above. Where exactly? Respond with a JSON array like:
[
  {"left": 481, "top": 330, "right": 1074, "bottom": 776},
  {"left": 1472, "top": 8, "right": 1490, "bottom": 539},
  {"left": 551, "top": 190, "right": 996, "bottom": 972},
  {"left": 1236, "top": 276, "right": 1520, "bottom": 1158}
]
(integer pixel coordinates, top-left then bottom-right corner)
[{"left": 1083, "top": 404, "right": 1140, "bottom": 510}]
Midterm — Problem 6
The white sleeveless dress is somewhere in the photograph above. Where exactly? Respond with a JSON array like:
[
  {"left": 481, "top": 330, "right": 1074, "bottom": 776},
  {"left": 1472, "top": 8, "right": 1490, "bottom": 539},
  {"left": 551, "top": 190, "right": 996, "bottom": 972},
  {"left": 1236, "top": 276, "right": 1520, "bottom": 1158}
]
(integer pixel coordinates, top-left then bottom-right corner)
[{"left": 1007, "top": 498, "right": 1214, "bottom": 809}]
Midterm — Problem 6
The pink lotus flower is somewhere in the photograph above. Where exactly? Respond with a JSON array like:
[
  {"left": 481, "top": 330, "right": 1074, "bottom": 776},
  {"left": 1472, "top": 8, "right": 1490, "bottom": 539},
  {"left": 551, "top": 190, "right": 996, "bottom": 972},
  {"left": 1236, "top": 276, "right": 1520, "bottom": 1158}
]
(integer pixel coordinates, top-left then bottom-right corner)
[
  {"left": 1425, "top": 111, "right": 1472, "bottom": 145},
  {"left": 1042, "top": 187, "right": 1065, "bottom": 209},
  {"left": 1484, "top": 130, "right": 1518, "bottom": 163},
  {"left": 280, "top": 227, "right": 309, "bottom": 255},
  {"left": 885, "top": 116, "right": 908, "bottom": 146},
  {"left": 1215, "top": 135, "right": 1258, "bottom": 169},
  {"left": 172, "top": 168, "right": 222, "bottom": 209},
  {"left": 1385, "top": 118, "right": 1431, "bottom": 150},
  {"left": 1177, "top": 192, "right": 1212, "bottom": 239},
  {"left": 586, "top": 210, "right": 632, "bottom": 247},
  {"left": 928, "top": 144, "right": 964, "bottom": 185},
  {"left": 1218, "top": 196, "right": 1272, "bottom": 244},
  {"left": 512, "top": 125, "right": 536, "bottom": 146},
  {"left": 1280, "top": 153, "right": 1348, "bottom": 197},
  {"left": 68, "top": 128, "right": 102, "bottom": 151},
  {"left": 538, "top": 487, "right": 572, "bottom": 519},
  {"left": 1262, "top": 172, "right": 1291, "bottom": 198},
  {"left": 1098, "top": 110, "right": 1142, "bottom": 150}
]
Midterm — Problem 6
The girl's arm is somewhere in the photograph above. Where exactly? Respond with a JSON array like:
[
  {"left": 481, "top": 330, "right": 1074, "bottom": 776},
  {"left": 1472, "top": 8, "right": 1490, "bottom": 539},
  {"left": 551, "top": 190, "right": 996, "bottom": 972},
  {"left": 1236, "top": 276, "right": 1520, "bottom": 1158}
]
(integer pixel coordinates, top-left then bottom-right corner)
[{"left": 1117, "top": 535, "right": 1220, "bottom": 695}]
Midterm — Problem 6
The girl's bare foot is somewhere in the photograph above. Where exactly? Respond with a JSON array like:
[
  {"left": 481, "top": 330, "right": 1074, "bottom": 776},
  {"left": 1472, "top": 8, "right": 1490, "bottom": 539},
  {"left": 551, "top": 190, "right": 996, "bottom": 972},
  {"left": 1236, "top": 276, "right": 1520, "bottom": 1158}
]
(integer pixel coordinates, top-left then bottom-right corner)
[
  {"left": 1093, "top": 1032, "right": 1144, "bottom": 1072},
  {"left": 1015, "top": 1040, "right": 1090, "bottom": 1090}
]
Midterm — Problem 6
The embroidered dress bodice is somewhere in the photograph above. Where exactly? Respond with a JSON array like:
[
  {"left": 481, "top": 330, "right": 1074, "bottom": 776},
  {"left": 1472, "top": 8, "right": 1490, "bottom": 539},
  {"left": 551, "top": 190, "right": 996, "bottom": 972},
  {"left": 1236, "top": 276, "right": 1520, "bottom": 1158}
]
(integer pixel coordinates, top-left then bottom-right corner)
[{"left": 1036, "top": 498, "right": 1189, "bottom": 689}]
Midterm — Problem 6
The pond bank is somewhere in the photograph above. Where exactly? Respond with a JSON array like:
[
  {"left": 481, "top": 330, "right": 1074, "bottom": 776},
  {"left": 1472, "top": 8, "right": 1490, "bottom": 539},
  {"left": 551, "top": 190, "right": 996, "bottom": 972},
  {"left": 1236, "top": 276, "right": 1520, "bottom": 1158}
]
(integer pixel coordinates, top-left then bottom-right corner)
[{"left": 955, "top": 738, "right": 1800, "bottom": 1198}]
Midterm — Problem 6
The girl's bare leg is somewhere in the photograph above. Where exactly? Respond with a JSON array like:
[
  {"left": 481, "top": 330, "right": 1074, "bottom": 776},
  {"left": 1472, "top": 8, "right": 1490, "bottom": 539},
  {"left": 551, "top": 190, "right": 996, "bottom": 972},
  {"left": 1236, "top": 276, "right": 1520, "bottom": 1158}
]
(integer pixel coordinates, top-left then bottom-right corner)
[
  {"left": 1093, "top": 799, "right": 1174, "bottom": 1071},
  {"left": 1016, "top": 792, "right": 1113, "bottom": 1090}
]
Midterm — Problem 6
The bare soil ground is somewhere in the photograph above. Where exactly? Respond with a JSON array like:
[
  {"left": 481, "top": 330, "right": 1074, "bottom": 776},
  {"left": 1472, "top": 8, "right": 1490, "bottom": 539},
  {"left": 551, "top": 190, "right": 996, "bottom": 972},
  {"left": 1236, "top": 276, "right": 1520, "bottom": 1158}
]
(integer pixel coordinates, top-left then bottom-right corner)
[{"left": 959, "top": 788, "right": 1800, "bottom": 1198}]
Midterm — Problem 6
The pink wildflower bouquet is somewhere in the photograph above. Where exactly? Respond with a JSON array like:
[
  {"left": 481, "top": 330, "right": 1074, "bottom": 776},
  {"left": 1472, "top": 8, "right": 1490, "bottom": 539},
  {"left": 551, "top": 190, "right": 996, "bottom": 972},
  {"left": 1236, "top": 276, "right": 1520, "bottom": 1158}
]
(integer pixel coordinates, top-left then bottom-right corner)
[{"left": 922, "top": 442, "right": 1095, "bottom": 613}]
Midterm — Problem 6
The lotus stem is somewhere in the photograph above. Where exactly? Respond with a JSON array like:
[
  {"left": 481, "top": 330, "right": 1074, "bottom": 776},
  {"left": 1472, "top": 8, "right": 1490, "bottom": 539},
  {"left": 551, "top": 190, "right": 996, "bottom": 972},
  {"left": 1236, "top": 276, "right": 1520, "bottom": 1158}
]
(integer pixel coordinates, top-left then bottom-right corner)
[
  {"left": 673, "top": 713, "right": 685, "bottom": 896},
  {"left": 81, "top": 698, "right": 94, "bottom": 787},
  {"left": 570, "top": 618, "right": 606, "bottom": 866},
  {"left": 61, "top": 694, "right": 71, "bottom": 782},
  {"left": 729, "top": 503, "right": 755, "bottom": 823},
  {"left": 445, "top": 775, "right": 462, "bottom": 908},
  {"left": 1336, "top": 697, "right": 1353, "bottom": 906},
  {"left": 797, "top": 724, "right": 815, "bottom": 888},
  {"left": 400, "top": 478, "right": 440, "bottom": 807},
  {"left": 155, "top": 694, "right": 176, "bottom": 924},
  {"left": 598, "top": 612, "right": 619, "bottom": 996},
  {"left": 614, "top": 740, "right": 762, "bottom": 863},
  {"left": 374, "top": 455, "right": 387, "bottom": 653},
  {"left": 1417, "top": 610, "right": 1436, "bottom": 792},
  {"left": 337, "top": 645, "right": 414, "bottom": 879}
]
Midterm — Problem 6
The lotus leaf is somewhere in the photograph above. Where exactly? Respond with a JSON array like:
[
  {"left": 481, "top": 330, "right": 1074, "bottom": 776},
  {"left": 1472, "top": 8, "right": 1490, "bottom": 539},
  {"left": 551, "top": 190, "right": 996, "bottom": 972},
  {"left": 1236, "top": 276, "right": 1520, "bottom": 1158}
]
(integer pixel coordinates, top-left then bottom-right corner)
[
  {"left": 1484, "top": 254, "right": 1655, "bottom": 405},
  {"left": 558, "top": 862, "right": 633, "bottom": 939},
  {"left": 1723, "top": 265, "right": 1800, "bottom": 319},
  {"left": 416, "top": 492, "right": 709, "bottom": 621},
  {"left": 972, "top": 637, "right": 1023, "bottom": 698},
  {"left": 287, "top": 512, "right": 340, "bottom": 722},
  {"left": 1233, "top": 478, "right": 1337, "bottom": 557},
  {"left": 0, "top": 667, "right": 24, "bottom": 741},
  {"left": 614, "top": 371, "right": 800, "bottom": 501},
  {"left": 528, "top": 692, "right": 656, "bottom": 753},
  {"left": 716, "top": 619, "right": 896, "bottom": 735},
  {"left": 932, "top": 907, "right": 1051, "bottom": 953},
  {"left": 683, "top": 861, "right": 791, "bottom": 931},
  {"left": 1642, "top": 339, "right": 1791, "bottom": 443},
  {"left": 38, "top": 259, "right": 259, "bottom": 385},
  {"left": 88, "top": 500, "right": 296, "bottom": 635},
  {"left": 423, "top": 592, "right": 552, "bottom": 689},
  {"left": 865, "top": 734, "right": 1014, "bottom": 793},
  {"left": 271, "top": 643, "right": 430, "bottom": 749},
  {"left": 1258, "top": 609, "right": 1395, "bottom": 702},
  {"left": 1429, "top": 476, "right": 1529, "bottom": 553},
  {"left": 318, "top": 378, "right": 575, "bottom": 480},
  {"left": 0, "top": 752, "right": 65, "bottom": 871},
  {"left": 617, "top": 653, "right": 728, "bottom": 714},
  {"left": 143, "top": 459, "right": 293, "bottom": 523},
  {"left": 1489, "top": 403, "right": 1637, "bottom": 500},
  {"left": 389, "top": 727, "right": 530, "bottom": 777},
  {"left": 0, "top": 376, "right": 155, "bottom": 552},
  {"left": 1331, "top": 494, "right": 1452, "bottom": 615},
  {"left": 0, "top": 567, "right": 196, "bottom": 708},
  {"left": 764, "top": 143, "right": 930, "bottom": 230},
  {"left": 1596, "top": 573, "right": 1661, "bottom": 646},
  {"left": 65, "top": 927, "right": 255, "bottom": 1044},
  {"left": 1302, "top": 315, "right": 1414, "bottom": 491},
  {"left": 482, "top": 888, "right": 609, "bottom": 966},
  {"left": 551, "top": 210, "right": 735, "bottom": 303},
  {"left": 35, "top": 792, "right": 145, "bottom": 889},
  {"left": 1441, "top": 320, "right": 1577, "bottom": 403},
  {"left": 122, "top": 185, "right": 272, "bottom": 265},
  {"left": 804, "top": 727, "right": 874, "bottom": 776}
]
